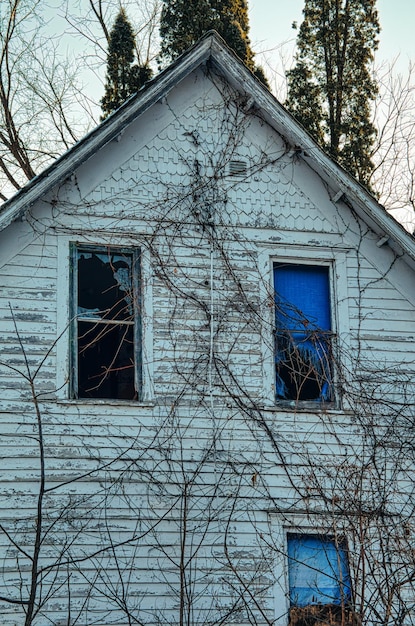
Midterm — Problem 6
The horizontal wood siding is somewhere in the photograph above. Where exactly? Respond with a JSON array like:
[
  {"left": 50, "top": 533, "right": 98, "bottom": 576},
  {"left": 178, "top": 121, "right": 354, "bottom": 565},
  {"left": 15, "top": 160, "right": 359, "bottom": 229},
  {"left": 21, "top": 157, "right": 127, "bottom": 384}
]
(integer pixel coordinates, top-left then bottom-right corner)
[{"left": 0, "top": 69, "right": 414, "bottom": 625}]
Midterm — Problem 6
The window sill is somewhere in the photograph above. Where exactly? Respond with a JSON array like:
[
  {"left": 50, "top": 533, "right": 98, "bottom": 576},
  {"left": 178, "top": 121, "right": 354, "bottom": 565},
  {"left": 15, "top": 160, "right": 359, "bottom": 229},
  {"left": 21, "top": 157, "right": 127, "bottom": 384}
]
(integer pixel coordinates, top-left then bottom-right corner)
[
  {"left": 261, "top": 401, "right": 351, "bottom": 415},
  {"left": 277, "top": 399, "right": 337, "bottom": 410},
  {"left": 56, "top": 398, "right": 155, "bottom": 408}
]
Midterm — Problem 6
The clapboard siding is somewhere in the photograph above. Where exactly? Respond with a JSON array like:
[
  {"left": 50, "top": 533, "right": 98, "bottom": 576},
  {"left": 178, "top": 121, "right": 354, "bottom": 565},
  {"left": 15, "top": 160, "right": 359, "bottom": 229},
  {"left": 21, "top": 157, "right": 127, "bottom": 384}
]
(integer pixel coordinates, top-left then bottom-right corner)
[{"left": 0, "top": 52, "right": 414, "bottom": 625}]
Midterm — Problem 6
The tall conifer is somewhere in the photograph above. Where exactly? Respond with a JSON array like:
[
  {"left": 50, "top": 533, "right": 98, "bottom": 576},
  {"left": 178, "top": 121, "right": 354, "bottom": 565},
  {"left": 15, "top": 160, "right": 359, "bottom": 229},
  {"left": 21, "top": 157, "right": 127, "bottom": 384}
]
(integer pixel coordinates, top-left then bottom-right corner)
[
  {"left": 159, "top": 0, "right": 267, "bottom": 84},
  {"left": 286, "top": 0, "right": 380, "bottom": 187},
  {"left": 101, "top": 9, "right": 152, "bottom": 119}
]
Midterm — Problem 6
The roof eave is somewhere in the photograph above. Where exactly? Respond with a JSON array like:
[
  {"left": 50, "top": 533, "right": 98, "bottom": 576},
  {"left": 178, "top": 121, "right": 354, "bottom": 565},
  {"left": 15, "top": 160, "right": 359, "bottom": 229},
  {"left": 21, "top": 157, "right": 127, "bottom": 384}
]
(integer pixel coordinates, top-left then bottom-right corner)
[
  {"left": 206, "top": 41, "right": 415, "bottom": 266},
  {"left": 0, "top": 34, "right": 216, "bottom": 231}
]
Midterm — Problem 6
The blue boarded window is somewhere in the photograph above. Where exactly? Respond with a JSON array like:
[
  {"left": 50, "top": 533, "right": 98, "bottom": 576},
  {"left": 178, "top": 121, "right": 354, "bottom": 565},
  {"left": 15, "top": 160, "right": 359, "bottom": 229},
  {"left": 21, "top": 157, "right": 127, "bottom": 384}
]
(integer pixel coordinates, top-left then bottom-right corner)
[
  {"left": 274, "top": 263, "right": 333, "bottom": 402},
  {"left": 287, "top": 534, "right": 352, "bottom": 608}
]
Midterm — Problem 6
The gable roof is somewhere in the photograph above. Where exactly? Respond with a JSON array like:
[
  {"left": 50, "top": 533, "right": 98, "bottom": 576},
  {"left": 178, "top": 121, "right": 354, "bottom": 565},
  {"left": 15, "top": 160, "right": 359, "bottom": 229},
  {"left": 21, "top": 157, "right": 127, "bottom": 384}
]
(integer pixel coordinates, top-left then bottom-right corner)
[{"left": 1, "top": 31, "right": 414, "bottom": 268}]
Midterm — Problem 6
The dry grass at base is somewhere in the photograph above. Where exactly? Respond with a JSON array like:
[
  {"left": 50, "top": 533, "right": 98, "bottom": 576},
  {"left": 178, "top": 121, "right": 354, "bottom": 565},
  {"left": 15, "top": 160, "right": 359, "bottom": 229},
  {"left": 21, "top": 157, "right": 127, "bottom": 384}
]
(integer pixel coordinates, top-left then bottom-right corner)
[{"left": 290, "top": 604, "right": 361, "bottom": 626}]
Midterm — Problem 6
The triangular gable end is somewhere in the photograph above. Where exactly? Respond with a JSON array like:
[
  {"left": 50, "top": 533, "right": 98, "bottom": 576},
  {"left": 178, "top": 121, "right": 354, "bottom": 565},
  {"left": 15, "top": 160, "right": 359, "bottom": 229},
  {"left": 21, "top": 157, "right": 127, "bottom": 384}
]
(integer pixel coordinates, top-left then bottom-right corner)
[{"left": 0, "top": 31, "right": 414, "bottom": 270}]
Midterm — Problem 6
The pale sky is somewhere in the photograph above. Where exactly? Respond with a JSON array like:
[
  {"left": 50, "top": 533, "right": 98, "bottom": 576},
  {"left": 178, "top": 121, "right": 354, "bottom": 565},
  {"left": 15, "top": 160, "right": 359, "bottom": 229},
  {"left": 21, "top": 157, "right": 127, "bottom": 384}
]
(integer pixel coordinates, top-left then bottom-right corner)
[{"left": 250, "top": 0, "right": 415, "bottom": 75}]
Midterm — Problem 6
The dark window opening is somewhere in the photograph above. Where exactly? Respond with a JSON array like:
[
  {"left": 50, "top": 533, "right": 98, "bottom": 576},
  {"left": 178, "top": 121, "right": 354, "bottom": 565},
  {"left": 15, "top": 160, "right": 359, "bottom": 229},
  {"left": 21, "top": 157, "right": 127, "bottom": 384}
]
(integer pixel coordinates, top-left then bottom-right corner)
[
  {"left": 274, "top": 263, "right": 333, "bottom": 402},
  {"left": 287, "top": 534, "right": 355, "bottom": 626},
  {"left": 72, "top": 246, "right": 140, "bottom": 400}
]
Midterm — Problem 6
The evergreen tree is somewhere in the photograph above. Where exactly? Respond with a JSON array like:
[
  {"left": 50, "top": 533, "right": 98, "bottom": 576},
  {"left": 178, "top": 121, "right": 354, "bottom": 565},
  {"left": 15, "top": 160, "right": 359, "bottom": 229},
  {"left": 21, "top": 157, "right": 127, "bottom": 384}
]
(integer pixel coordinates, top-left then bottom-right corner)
[
  {"left": 286, "top": 0, "right": 380, "bottom": 187},
  {"left": 101, "top": 9, "right": 152, "bottom": 119},
  {"left": 159, "top": 0, "right": 268, "bottom": 85}
]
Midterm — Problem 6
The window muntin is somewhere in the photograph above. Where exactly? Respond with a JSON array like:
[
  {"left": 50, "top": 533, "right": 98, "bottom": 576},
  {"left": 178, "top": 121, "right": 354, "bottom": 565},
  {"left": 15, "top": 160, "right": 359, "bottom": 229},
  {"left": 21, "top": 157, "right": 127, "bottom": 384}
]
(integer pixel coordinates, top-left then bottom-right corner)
[
  {"left": 274, "top": 263, "right": 333, "bottom": 402},
  {"left": 71, "top": 245, "right": 140, "bottom": 400},
  {"left": 287, "top": 533, "right": 351, "bottom": 608}
]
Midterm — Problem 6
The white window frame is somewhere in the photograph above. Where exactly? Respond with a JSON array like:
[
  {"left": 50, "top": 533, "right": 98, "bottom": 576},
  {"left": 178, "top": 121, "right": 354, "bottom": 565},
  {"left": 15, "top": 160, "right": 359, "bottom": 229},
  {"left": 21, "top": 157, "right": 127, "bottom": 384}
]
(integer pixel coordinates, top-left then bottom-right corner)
[
  {"left": 258, "top": 245, "right": 351, "bottom": 409},
  {"left": 56, "top": 235, "right": 154, "bottom": 403},
  {"left": 270, "top": 514, "right": 353, "bottom": 626}
]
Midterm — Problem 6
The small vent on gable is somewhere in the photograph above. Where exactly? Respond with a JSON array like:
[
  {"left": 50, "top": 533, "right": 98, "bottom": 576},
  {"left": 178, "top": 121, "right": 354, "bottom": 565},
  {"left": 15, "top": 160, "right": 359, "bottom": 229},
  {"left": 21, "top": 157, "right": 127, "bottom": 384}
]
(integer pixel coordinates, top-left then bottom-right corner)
[{"left": 228, "top": 159, "right": 248, "bottom": 178}]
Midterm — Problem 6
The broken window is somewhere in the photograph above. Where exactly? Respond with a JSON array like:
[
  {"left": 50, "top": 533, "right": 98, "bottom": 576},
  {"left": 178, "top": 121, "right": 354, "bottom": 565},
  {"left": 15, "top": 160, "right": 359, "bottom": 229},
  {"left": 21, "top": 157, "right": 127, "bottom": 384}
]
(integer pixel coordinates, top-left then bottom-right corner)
[
  {"left": 274, "top": 263, "right": 333, "bottom": 402},
  {"left": 71, "top": 245, "right": 140, "bottom": 400},
  {"left": 287, "top": 533, "right": 353, "bottom": 626}
]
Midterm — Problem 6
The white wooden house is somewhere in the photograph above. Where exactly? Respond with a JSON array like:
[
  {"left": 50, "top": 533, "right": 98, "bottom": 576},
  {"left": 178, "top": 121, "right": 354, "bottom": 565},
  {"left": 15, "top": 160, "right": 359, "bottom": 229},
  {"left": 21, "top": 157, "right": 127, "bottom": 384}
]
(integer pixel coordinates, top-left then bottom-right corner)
[{"left": 1, "top": 32, "right": 415, "bottom": 626}]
